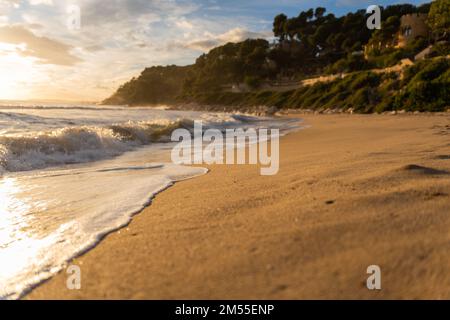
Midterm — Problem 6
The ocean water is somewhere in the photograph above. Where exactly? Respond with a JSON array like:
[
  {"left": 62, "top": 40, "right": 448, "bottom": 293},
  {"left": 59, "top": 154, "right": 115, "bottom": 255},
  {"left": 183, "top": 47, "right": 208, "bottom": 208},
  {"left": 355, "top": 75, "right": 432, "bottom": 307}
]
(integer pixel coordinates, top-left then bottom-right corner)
[{"left": 0, "top": 104, "right": 299, "bottom": 299}]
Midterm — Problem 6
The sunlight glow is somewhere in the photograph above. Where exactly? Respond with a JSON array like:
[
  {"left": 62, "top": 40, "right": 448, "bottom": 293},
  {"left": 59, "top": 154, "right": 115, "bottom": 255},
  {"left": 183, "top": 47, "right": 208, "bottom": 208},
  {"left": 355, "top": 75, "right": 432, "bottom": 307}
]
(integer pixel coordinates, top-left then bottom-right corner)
[
  {"left": 0, "top": 45, "right": 36, "bottom": 100},
  {"left": 0, "top": 177, "right": 59, "bottom": 299}
]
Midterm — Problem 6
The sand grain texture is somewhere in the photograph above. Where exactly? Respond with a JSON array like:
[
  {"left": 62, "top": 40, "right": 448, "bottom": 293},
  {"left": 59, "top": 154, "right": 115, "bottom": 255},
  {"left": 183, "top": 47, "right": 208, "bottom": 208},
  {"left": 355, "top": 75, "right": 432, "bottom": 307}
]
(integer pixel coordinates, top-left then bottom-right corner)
[{"left": 27, "top": 114, "right": 450, "bottom": 299}]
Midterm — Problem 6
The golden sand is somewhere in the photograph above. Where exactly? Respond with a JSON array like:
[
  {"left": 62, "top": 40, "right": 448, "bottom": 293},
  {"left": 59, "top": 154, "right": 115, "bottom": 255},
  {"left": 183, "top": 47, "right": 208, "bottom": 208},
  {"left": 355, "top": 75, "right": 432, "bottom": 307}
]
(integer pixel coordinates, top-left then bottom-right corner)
[{"left": 27, "top": 114, "right": 450, "bottom": 299}]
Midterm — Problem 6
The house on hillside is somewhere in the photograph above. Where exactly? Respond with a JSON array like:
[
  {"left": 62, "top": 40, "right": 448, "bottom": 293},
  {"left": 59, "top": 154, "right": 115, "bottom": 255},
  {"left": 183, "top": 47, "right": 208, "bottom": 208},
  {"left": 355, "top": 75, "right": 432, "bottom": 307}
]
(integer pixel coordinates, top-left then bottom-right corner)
[
  {"left": 364, "top": 13, "right": 430, "bottom": 58},
  {"left": 396, "top": 13, "right": 430, "bottom": 48}
]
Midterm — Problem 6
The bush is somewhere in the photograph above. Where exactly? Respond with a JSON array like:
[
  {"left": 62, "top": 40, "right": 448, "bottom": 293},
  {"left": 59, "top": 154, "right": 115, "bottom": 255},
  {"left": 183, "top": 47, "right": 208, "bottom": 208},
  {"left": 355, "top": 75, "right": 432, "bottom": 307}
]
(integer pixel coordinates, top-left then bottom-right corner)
[
  {"left": 179, "top": 58, "right": 449, "bottom": 113},
  {"left": 244, "top": 76, "right": 262, "bottom": 89},
  {"left": 394, "top": 58, "right": 450, "bottom": 111},
  {"left": 429, "top": 41, "right": 450, "bottom": 57},
  {"left": 325, "top": 54, "right": 370, "bottom": 74}
]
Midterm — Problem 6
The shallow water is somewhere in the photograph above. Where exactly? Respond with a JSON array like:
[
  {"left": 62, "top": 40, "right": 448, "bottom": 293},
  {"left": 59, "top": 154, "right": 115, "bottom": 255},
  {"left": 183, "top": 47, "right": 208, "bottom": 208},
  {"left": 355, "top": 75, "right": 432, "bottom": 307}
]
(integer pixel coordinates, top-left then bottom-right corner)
[{"left": 0, "top": 104, "right": 299, "bottom": 299}]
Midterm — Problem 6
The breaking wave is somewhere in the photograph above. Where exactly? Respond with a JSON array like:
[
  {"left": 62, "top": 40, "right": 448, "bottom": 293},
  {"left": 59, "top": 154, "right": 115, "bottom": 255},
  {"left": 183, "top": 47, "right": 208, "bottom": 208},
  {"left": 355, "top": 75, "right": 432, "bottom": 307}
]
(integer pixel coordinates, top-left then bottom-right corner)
[{"left": 0, "top": 119, "right": 194, "bottom": 172}]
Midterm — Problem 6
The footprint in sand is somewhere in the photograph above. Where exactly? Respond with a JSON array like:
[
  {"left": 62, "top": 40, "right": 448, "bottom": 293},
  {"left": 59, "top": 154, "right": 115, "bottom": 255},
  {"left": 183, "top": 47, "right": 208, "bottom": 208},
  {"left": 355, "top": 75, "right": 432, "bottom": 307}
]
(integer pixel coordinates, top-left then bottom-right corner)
[
  {"left": 402, "top": 164, "right": 449, "bottom": 175},
  {"left": 435, "top": 155, "right": 450, "bottom": 160}
]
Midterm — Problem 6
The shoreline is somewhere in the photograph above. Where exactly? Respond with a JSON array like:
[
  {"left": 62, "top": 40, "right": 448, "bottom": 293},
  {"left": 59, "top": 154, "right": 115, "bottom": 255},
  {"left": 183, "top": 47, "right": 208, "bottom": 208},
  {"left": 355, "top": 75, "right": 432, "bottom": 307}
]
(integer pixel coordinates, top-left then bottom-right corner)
[
  {"left": 27, "top": 113, "right": 450, "bottom": 299},
  {"left": 113, "top": 102, "right": 450, "bottom": 118}
]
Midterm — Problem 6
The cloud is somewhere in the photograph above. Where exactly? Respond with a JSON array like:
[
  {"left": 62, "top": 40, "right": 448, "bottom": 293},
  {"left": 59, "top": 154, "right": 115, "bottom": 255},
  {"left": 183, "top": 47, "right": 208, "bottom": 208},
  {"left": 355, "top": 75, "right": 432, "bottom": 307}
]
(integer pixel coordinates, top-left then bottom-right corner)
[
  {"left": 0, "top": 0, "right": 275, "bottom": 100},
  {"left": 174, "top": 27, "right": 272, "bottom": 51},
  {"left": 184, "top": 39, "right": 218, "bottom": 51},
  {"left": 0, "top": 0, "right": 20, "bottom": 7},
  {"left": 83, "top": 44, "right": 103, "bottom": 52},
  {"left": 79, "top": 0, "right": 199, "bottom": 27},
  {"left": 216, "top": 28, "right": 271, "bottom": 43},
  {"left": 27, "top": 22, "right": 43, "bottom": 29},
  {"left": 0, "top": 25, "right": 81, "bottom": 65},
  {"left": 1, "top": 0, "right": 420, "bottom": 101},
  {"left": 29, "top": 0, "right": 53, "bottom": 5}
]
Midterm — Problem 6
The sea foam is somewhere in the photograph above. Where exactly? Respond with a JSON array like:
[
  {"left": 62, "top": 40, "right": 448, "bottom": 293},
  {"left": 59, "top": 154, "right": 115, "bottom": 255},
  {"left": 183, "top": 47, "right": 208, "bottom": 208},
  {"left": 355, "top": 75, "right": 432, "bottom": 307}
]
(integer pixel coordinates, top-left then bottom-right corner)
[{"left": 0, "top": 105, "right": 300, "bottom": 299}]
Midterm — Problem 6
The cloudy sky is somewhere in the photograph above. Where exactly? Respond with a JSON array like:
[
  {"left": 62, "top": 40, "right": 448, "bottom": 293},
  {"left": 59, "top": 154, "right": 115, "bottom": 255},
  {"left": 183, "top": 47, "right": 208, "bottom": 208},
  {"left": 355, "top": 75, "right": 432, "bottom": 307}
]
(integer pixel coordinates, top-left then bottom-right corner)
[{"left": 0, "top": 0, "right": 427, "bottom": 102}]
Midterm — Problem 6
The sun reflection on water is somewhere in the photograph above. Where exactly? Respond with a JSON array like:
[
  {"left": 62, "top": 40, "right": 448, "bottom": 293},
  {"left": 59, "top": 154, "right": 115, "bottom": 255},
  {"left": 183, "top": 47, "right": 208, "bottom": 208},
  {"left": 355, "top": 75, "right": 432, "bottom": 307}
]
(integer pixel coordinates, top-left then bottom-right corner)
[{"left": 0, "top": 177, "right": 56, "bottom": 298}]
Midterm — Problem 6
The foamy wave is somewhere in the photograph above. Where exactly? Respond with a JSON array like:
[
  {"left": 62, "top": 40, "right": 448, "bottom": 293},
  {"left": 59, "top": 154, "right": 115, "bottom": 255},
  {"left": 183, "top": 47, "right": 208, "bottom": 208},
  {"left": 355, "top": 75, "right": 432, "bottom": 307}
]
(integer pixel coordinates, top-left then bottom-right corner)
[
  {"left": 0, "top": 119, "right": 194, "bottom": 172},
  {"left": 0, "top": 161, "right": 208, "bottom": 299},
  {"left": 0, "top": 112, "right": 292, "bottom": 173}
]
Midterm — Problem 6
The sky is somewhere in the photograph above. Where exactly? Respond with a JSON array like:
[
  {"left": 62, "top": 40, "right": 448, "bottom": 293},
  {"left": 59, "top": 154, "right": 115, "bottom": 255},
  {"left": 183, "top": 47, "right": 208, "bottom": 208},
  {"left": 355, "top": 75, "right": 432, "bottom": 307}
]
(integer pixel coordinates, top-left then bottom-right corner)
[{"left": 0, "top": 0, "right": 429, "bottom": 102}]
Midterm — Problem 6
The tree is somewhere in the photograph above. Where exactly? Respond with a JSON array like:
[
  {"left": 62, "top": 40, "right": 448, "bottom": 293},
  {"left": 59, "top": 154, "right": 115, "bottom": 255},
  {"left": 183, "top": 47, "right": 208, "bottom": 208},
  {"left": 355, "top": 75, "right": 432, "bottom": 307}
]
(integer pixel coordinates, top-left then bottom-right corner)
[
  {"left": 428, "top": 0, "right": 450, "bottom": 40},
  {"left": 315, "top": 7, "right": 326, "bottom": 19},
  {"left": 306, "top": 8, "right": 314, "bottom": 21},
  {"left": 370, "top": 15, "right": 401, "bottom": 45},
  {"left": 244, "top": 75, "right": 262, "bottom": 89},
  {"left": 273, "top": 14, "right": 288, "bottom": 40}
]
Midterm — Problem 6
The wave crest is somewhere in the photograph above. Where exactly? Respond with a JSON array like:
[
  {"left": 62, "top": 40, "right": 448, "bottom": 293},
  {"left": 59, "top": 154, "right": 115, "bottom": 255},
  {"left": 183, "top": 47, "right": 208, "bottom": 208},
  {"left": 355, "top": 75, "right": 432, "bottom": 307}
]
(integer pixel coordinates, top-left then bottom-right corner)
[{"left": 0, "top": 119, "right": 194, "bottom": 172}]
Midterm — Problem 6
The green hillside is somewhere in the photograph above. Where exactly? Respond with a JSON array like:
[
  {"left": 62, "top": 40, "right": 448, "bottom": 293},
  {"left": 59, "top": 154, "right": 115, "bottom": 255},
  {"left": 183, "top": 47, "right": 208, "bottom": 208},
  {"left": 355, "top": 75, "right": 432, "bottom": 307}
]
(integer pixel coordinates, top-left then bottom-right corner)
[{"left": 103, "top": 1, "right": 449, "bottom": 113}]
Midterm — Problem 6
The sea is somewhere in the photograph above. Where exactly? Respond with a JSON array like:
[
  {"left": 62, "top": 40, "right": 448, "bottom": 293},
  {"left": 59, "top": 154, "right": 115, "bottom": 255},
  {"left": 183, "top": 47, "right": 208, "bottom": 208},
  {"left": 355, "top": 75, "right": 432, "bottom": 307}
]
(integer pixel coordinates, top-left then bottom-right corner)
[{"left": 0, "top": 103, "right": 299, "bottom": 299}]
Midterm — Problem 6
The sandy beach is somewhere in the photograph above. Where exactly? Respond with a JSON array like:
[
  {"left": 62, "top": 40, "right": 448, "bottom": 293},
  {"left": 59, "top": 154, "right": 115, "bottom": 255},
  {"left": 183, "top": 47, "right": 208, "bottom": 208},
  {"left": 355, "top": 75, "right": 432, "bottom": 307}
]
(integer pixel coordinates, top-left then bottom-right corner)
[{"left": 27, "top": 113, "right": 450, "bottom": 300}]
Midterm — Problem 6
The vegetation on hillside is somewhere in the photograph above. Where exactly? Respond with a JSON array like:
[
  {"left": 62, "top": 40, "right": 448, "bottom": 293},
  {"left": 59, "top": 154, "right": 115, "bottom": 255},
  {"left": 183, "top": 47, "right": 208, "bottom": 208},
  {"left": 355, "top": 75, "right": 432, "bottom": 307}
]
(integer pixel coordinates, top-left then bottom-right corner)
[
  {"left": 183, "top": 39, "right": 274, "bottom": 94},
  {"left": 183, "top": 58, "right": 449, "bottom": 113},
  {"left": 104, "top": 1, "right": 449, "bottom": 113},
  {"left": 103, "top": 65, "right": 191, "bottom": 105},
  {"left": 428, "top": 0, "right": 450, "bottom": 40}
]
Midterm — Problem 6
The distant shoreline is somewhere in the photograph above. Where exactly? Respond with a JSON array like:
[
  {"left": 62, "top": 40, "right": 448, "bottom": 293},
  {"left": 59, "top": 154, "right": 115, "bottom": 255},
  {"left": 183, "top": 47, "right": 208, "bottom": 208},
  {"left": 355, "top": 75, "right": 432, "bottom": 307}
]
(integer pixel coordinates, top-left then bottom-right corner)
[{"left": 110, "top": 101, "right": 450, "bottom": 117}]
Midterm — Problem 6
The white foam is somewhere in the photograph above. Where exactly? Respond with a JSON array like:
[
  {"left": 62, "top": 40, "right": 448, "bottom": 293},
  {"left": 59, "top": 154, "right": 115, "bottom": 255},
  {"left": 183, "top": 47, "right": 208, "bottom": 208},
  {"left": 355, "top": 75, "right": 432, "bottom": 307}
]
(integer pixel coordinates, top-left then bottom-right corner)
[
  {"left": 0, "top": 119, "right": 192, "bottom": 172},
  {"left": 0, "top": 149, "right": 207, "bottom": 299},
  {"left": 0, "top": 105, "right": 300, "bottom": 299}
]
